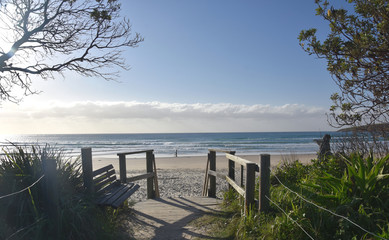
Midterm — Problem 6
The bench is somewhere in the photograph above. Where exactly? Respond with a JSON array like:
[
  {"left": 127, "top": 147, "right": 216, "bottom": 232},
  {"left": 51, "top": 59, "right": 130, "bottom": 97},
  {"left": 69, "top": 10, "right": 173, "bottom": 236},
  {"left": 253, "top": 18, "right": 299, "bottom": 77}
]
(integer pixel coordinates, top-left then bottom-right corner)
[{"left": 92, "top": 164, "right": 140, "bottom": 208}]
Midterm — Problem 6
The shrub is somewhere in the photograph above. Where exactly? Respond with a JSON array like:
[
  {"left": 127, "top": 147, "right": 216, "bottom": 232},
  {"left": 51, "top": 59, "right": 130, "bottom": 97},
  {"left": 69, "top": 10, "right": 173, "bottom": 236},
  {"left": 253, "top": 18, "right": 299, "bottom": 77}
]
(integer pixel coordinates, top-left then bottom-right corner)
[
  {"left": 217, "top": 153, "right": 389, "bottom": 239},
  {"left": 0, "top": 145, "right": 129, "bottom": 240}
]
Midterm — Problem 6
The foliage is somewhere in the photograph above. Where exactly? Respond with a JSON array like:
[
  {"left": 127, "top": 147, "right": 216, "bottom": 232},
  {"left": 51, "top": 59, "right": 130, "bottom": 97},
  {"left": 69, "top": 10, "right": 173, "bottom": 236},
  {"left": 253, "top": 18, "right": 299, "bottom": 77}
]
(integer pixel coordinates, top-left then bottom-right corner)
[
  {"left": 210, "top": 153, "right": 389, "bottom": 239},
  {"left": 299, "top": 0, "right": 389, "bottom": 127},
  {"left": 271, "top": 158, "right": 312, "bottom": 185},
  {"left": 332, "top": 131, "right": 389, "bottom": 158},
  {"left": 0, "top": 0, "right": 143, "bottom": 102},
  {"left": 0, "top": 145, "right": 131, "bottom": 240}
]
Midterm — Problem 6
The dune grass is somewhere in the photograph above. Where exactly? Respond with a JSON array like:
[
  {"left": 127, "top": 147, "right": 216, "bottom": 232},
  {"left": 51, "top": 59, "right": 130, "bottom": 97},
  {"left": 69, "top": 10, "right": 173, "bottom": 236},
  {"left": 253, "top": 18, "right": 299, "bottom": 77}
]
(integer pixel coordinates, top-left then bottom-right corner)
[
  {"left": 195, "top": 153, "right": 389, "bottom": 239},
  {"left": 0, "top": 145, "right": 134, "bottom": 240}
]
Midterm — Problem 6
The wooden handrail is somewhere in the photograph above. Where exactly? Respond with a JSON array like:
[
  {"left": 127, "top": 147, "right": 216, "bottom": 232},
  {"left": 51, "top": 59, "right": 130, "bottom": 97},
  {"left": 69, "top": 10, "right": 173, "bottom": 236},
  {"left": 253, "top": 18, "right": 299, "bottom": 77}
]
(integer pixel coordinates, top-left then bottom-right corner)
[
  {"left": 226, "top": 153, "right": 260, "bottom": 172},
  {"left": 208, "top": 149, "right": 236, "bottom": 154},
  {"left": 203, "top": 149, "right": 270, "bottom": 214},
  {"left": 127, "top": 172, "right": 155, "bottom": 182},
  {"left": 226, "top": 153, "right": 253, "bottom": 167},
  {"left": 117, "top": 150, "right": 154, "bottom": 156}
]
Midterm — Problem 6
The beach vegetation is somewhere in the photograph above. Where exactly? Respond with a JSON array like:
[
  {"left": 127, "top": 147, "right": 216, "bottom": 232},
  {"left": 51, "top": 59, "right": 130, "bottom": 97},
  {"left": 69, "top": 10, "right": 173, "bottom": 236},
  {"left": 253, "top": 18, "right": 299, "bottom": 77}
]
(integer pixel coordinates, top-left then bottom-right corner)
[
  {"left": 299, "top": 0, "right": 389, "bottom": 128},
  {"left": 205, "top": 153, "right": 389, "bottom": 239},
  {"left": 0, "top": 0, "right": 143, "bottom": 103},
  {"left": 0, "top": 145, "right": 133, "bottom": 240}
]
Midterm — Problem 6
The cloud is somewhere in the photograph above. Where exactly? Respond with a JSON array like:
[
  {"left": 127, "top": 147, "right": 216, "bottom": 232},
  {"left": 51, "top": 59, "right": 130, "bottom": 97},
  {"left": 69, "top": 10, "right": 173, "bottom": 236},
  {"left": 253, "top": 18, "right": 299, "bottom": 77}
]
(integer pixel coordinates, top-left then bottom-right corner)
[
  {"left": 0, "top": 100, "right": 332, "bottom": 133},
  {"left": 19, "top": 101, "right": 323, "bottom": 119}
]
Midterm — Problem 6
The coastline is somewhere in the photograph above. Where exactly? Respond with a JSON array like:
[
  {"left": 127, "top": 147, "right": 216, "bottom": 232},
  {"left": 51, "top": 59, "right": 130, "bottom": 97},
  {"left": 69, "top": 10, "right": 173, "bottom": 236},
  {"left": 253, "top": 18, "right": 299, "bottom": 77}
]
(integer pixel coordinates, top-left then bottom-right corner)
[
  {"left": 92, "top": 153, "right": 317, "bottom": 171},
  {"left": 91, "top": 153, "right": 317, "bottom": 201}
]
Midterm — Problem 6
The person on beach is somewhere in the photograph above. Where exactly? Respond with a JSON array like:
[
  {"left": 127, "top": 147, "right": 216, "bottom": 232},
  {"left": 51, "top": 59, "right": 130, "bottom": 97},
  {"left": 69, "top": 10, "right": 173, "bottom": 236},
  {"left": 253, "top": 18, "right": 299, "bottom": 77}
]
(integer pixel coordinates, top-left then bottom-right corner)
[{"left": 175, "top": 150, "right": 178, "bottom": 157}]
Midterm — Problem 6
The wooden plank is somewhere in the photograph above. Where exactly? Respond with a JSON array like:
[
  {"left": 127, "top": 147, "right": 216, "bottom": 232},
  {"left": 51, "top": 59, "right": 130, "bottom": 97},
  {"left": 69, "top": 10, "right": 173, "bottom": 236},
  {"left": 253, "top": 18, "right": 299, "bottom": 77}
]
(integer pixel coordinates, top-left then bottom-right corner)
[
  {"left": 104, "top": 184, "right": 130, "bottom": 205},
  {"left": 81, "top": 148, "right": 94, "bottom": 193},
  {"left": 207, "top": 170, "right": 227, "bottom": 179},
  {"left": 95, "top": 175, "right": 117, "bottom": 192},
  {"left": 259, "top": 154, "right": 270, "bottom": 213},
  {"left": 202, "top": 156, "right": 210, "bottom": 196},
  {"left": 127, "top": 172, "right": 155, "bottom": 182},
  {"left": 146, "top": 151, "right": 154, "bottom": 199},
  {"left": 117, "top": 150, "right": 154, "bottom": 156},
  {"left": 98, "top": 184, "right": 127, "bottom": 205},
  {"left": 111, "top": 184, "right": 140, "bottom": 208},
  {"left": 225, "top": 153, "right": 256, "bottom": 167},
  {"left": 240, "top": 165, "right": 244, "bottom": 187},
  {"left": 245, "top": 163, "right": 256, "bottom": 214},
  {"left": 99, "top": 180, "right": 130, "bottom": 197},
  {"left": 131, "top": 196, "right": 222, "bottom": 239},
  {"left": 43, "top": 157, "right": 59, "bottom": 238},
  {"left": 93, "top": 169, "right": 116, "bottom": 184},
  {"left": 119, "top": 154, "right": 126, "bottom": 183},
  {"left": 208, "top": 149, "right": 236, "bottom": 154},
  {"left": 228, "top": 159, "right": 235, "bottom": 191},
  {"left": 226, "top": 176, "right": 245, "bottom": 196},
  {"left": 152, "top": 153, "right": 160, "bottom": 198},
  {"left": 208, "top": 151, "right": 216, "bottom": 198},
  {"left": 92, "top": 164, "right": 114, "bottom": 177},
  {"left": 97, "top": 182, "right": 135, "bottom": 205}
]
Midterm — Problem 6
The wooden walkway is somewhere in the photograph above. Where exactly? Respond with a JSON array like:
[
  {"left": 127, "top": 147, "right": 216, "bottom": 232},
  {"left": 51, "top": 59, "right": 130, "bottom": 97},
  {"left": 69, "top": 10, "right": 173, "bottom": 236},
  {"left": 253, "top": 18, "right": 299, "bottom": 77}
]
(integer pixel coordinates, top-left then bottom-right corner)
[{"left": 130, "top": 197, "right": 222, "bottom": 240}]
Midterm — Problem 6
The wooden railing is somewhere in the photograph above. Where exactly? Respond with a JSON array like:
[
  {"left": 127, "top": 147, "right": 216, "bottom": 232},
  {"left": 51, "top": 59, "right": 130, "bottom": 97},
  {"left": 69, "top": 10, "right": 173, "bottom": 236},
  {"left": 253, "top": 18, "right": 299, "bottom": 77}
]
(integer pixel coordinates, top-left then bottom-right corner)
[
  {"left": 117, "top": 150, "right": 160, "bottom": 199},
  {"left": 202, "top": 149, "right": 270, "bottom": 213},
  {"left": 82, "top": 148, "right": 160, "bottom": 199}
]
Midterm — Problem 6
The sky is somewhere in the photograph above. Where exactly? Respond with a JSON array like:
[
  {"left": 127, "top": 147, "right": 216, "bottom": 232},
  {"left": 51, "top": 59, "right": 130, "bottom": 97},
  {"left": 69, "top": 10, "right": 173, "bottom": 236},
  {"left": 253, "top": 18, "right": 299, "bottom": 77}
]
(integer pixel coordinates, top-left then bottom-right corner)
[{"left": 0, "top": 0, "right": 344, "bottom": 134}]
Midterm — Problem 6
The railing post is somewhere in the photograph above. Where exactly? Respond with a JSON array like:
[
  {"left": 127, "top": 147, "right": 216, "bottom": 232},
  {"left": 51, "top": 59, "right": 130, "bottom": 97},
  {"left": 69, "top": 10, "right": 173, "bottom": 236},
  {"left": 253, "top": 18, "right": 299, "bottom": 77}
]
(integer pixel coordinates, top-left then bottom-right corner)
[
  {"left": 240, "top": 165, "right": 244, "bottom": 187},
  {"left": 259, "top": 154, "right": 270, "bottom": 213},
  {"left": 202, "top": 154, "right": 210, "bottom": 196},
  {"left": 146, "top": 150, "right": 155, "bottom": 199},
  {"left": 118, "top": 154, "right": 127, "bottom": 183},
  {"left": 42, "top": 156, "right": 59, "bottom": 238},
  {"left": 228, "top": 151, "right": 236, "bottom": 191},
  {"left": 245, "top": 162, "right": 256, "bottom": 214},
  {"left": 151, "top": 152, "right": 160, "bottom": 197},
  {"left": 228, "top": 159, "right": 235, "bottom": 191},
  {"left": 81, "top": 148, "right": 94, "bottom": 193},
  {"left": 208, "top": 150, "right": 216, "bottom": 198}
]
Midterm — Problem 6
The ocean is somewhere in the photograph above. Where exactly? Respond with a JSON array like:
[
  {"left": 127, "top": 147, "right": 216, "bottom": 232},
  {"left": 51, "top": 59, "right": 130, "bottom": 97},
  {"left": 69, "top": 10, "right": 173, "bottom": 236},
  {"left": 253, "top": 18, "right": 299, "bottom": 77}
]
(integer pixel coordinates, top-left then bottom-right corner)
[{"left": 0, "top": 132, "right": 340, "bottom": 158}]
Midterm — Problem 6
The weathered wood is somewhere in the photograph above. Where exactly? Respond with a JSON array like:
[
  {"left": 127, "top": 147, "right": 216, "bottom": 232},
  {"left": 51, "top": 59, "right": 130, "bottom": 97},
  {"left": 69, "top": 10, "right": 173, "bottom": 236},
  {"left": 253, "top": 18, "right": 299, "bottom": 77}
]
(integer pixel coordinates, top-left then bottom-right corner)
[
  {"left": 208, "top": 150, "right": 216, "bottom": 198},
  {"left": 81, "top": 148, "right": 139, "bottom": 208},
  {"left": 93, "top": 165, "right": 114, "bottom": 177},
  {"left": 259, "top": 154, "right": 270, "bottom": 213},
  {"left": 127, "top": 172, "right": 155, "bottom": 182},
  {"left": 111, "top": 184, "right": 140, "bottom": 208},
  {"left": 81, "top": 148, "right": 94, "bottom": 193},
  {"left": 240, "top": 165, "right": 244, "bottom": 187},
  {"left": 226, "top": 153, "right": 255, "bottom": 167},
  {"left": 117, "top": 150, "right": 154, "bottom": 156},
  {"left": 152, "top": 153, "right": 160, "bottom": 198},
  {"left": 228, "top": 159, "right": 235, "bottom": 191},
  {"left": 146, "top": 151, "right": 155, "bottom": 199},
  {"left": 43, "top": 157, "right": 59, "bottom": 238},
  {"left": 92, "top": 164, "right": 140, "bottom": 208},
  {"left": 226, "top": 176, "right": 245, "bottom": 196},
  {"left": 119, "top": 154, "right": 126, "bottom": 183},
  {"left": 95, "top": 174, "right": 116, "bottom": 192},
  {"left": 93, "top": 168, "right": 115, "bottom": 183},
  {"left": 97, "top": 182, "right": 140, "bottom": 208},
  {"left": 202, "top": 155, "right": 210, "bottom": 196},
  {"left": 245, "top": 162, "right": 256, "bottom": 214},
  {"left": 208, "top": 169, "right": 227, "bottom": 179},
  {"left": 208, "top": 149, "right": 236, "bottom": 154},
  {"left": 132, "top": 197, "right": 222, "bottom": 239}
]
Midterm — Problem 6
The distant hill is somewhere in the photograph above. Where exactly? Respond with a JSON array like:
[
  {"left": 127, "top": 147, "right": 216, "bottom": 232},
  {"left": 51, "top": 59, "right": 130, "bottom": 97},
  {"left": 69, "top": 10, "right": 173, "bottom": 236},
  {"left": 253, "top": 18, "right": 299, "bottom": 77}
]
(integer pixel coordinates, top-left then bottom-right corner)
[{"left": 338, "top": 123, "right": 389, "bottom": 133}]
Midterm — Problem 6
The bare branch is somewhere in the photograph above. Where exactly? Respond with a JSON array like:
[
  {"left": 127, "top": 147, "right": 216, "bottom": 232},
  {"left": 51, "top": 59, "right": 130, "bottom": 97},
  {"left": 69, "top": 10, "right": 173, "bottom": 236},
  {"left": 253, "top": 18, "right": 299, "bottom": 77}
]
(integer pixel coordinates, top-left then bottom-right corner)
[{"left": 0, "top": 0, "right": 143, "bottom": 102}]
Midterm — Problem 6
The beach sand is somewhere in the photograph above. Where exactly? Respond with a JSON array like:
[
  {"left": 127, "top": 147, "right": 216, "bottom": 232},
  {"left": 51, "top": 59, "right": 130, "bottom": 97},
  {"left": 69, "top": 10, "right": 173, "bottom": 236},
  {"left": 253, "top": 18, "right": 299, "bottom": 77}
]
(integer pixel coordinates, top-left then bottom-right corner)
[
  {"left": 91, "top": 153, "right": 317, "bottom": 201},
  {"left": 92, "top": 153, "right": 317, "bottom": 171}
]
